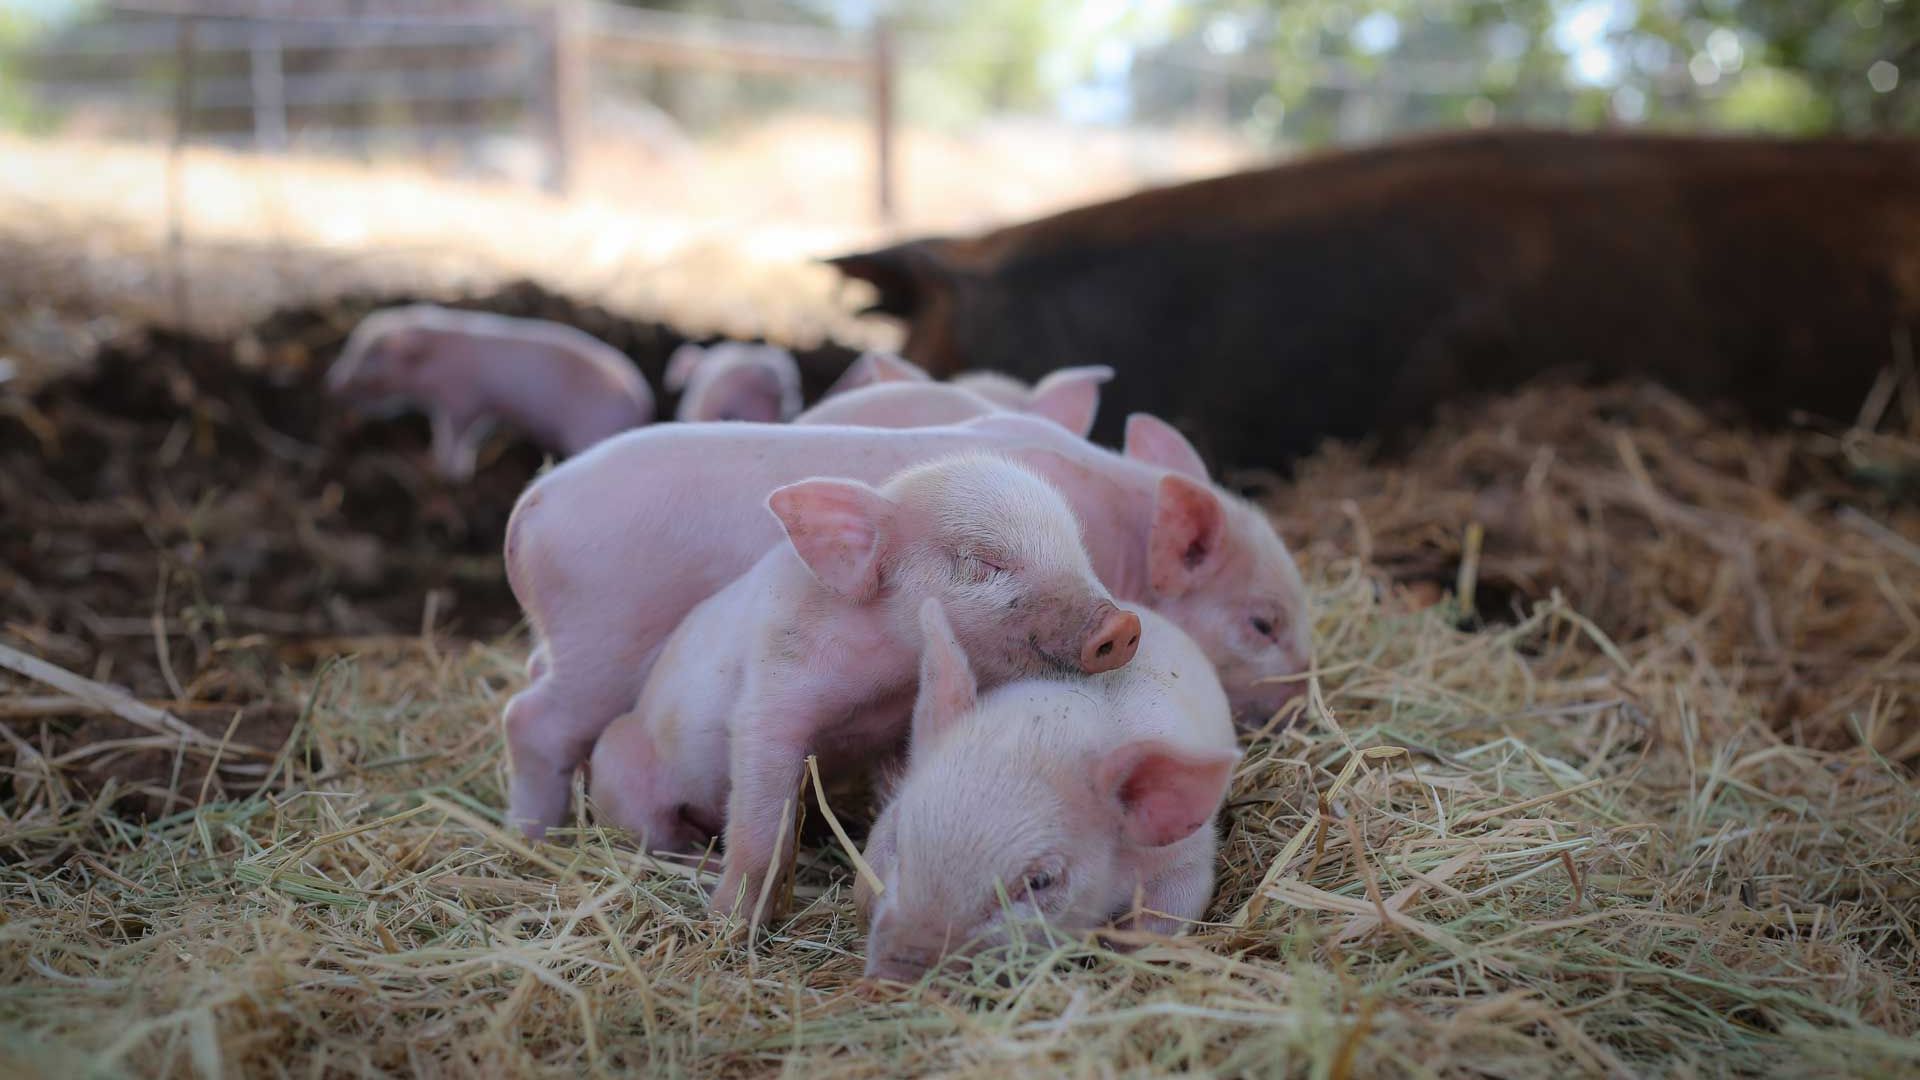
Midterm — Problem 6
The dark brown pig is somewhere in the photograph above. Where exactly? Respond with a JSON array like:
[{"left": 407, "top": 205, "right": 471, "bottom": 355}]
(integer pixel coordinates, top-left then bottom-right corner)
[{"left": 828, "top": 130, "right": 1920, "bottom": 470}]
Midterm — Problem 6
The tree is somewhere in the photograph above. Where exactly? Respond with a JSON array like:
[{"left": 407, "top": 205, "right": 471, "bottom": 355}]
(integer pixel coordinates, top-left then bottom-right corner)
[{"left": 1129, "top": 0, "right": 1914, "bottom": 143}]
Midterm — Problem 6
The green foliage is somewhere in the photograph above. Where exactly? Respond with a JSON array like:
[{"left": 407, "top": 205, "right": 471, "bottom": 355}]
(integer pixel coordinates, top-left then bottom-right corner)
[
  {"left": 1715, "top": 64, "right": 1834, "bottom": 133},
  {"left": 0, "top": 8, "right": 55, "bottom": 133},
  {"left": 1135, "top": 0, "right": 1914, "bottom": 143},
  {"left": 894, "top": 0, "right": 1079, "bottom": 126}
]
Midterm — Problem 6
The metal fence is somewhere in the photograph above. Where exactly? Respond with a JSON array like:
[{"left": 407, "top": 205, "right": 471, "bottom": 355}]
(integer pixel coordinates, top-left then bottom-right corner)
[
  {"left": 9, "top": 2, "right": 1749, "bottom": 222},
  {"left": 11, "top": 1, "right": 898, "bottom": 214}
]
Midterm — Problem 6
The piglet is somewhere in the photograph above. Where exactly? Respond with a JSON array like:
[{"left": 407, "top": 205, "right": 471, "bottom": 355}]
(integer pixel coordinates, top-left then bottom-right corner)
[
  {"left": 664, "top": 341, "right": 804, "bottom": 423},
  {"left": 859, "top": 600, "right": 1239, "bottom": 983},
  {"left": 326, "top": 304, "right": 652, "bottom": 480},
  {"left": 585, "top": 453, "right": 1142, "bottom": 922},
  {"left": 796, "top": 365, "right": 1113, "bottom": 437}
]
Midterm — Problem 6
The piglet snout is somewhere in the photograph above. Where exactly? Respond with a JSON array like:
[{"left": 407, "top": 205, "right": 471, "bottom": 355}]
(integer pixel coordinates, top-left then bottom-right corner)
[{"left": 1081, "top": 603, "right": 1142, "bottom": 674}]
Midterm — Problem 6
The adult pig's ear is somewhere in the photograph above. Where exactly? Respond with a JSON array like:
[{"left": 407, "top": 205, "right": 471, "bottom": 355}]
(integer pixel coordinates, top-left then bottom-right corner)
[
  {"left": 910, "top": 598, "right": 977, "bottom": 750},
  {"left": 767, "top": 478, "right": 895, "bottom": 600},
  {"left": 1147, "top": 474, "right": 1228, "bottom": 598},
  {"left": 825, "top": 239, "right": 949, "bottom": 318},
  {"left": 1095, "top": 739, "right": 1239, "bottom": 848},
  {"left": 1023, "top": 366, "right": 1113, "bottom": 438},
  {"left": 1123, "top": 414, "right": 1210, "bottom": 481},
  {"left": 663, "top": 343, "right": 706, "bottom": 393}
]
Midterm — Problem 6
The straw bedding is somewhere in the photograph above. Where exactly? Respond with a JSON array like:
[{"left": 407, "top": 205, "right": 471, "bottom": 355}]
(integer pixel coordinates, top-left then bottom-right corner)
[{"left": 1, "top": 291, "right": 1915, "bottom": 1077}]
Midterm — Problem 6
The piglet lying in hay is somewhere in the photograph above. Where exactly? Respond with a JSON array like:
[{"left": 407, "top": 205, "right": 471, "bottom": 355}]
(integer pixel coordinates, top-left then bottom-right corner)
[
  {"left": 664, "top": 341, "right": 804, "bottom": 423},
  {"left": 796, "top": 365, "right": 1113, "bottom": 436},
  {"left": 326, "top": 304, "right": 653, "bottom": 480},
  {"left": 587, "top": 453, "right": 1142, "bottom": 922},
  {"left": 857, "top": 599, "right": 1239, "bottom": 983}
]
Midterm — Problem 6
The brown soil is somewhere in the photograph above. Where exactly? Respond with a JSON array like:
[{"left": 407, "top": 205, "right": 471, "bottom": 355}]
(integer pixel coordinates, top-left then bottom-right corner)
[{"left": 0, "top": 280, "right": 861, "bottom": 815}]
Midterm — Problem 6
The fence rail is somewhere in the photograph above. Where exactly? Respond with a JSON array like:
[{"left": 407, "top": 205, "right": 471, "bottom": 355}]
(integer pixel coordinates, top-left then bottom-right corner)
[{"left": 14, "top": 1, "right": 899, "bottom": 216}]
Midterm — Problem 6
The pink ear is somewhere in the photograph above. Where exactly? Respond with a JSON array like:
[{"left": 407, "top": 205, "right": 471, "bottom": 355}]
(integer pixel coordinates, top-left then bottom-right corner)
[
  {"left": 910, "top": 598, "right": 977, "bottom": 748},
  {"left": 865, "top": 352, "right": 931, "bottom": 385},
  {"left": 1097, "top": 740, "right": 1238, "bottom": 848},
  {"left": 663, "top": 343, "right": 706, "bottom": 392},
  {"left": 1147, "top": 474, "right": 1227, "bottom": 597},
  {"left": 1024, "top": 366, "right": 1112, "bottom": 437},
  {"left": 828, "top": 351, "right": 929, "bottom": 397},
  {"left": 767, "top": 479, "right": 894, "bottom": 598},
  {"left": 1123, "top": 414, "right": 1209, "bottom": 481}
]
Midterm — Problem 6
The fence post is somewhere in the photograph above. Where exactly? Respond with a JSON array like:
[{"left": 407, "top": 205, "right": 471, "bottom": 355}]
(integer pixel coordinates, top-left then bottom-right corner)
[
  {"left": 870, "top": 17, "right": 895, "bottom": 224},
  {"left": 536, "top": 1, "right": 584, "bottom": 196},
  {"left": 168, "top": 16, "right": 197, "bottom": 327},
  {"left": 249, "top": 16, "right": 288, "bottom": 152}
]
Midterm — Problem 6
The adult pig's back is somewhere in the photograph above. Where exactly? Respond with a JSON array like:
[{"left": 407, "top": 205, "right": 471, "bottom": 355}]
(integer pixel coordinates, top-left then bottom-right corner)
[{"left": 829, "top": 130, "right": 1920, "bottom": 469}]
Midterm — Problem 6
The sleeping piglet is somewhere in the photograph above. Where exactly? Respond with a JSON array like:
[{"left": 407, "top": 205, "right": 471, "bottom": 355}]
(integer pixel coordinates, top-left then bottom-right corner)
[
  {"left": 664, "top": 341, "right": 805, "bottom": 423},
  {"left": 858, "top": 600, "right": 1239, "bottom": 983},
  {"left": 326, "top": 304, "right": 653, "bottom": 480},
  {"left": 795, "top": 365, "right": 1114, "bottom": 437},
  {"left": 584, "top": 453, "right": 1142, "bottom": 922}
]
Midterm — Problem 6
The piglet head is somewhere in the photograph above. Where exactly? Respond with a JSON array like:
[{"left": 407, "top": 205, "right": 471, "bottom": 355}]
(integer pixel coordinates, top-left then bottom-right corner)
[
  {"left": 326, "top": 311, "right": 433, "bottom": 412},
  {"left": 668, "top": 343, "right": 803, "bottom": 423},
  {"left": 1124, "top": 414, "right": 1312, "bottom": 723},
  {"left": 860, "top": 600, "right": 1235, "bottom": 984},
  {"left": 769, "top": 455, "right": 1138, "bottom": 676},
  {"left": 879, "top": 454, "right": 1139, "bottom": 679}
]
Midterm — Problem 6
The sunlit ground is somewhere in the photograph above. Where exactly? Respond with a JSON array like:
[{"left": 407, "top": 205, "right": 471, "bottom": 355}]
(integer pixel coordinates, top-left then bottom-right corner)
[{"left": 0, "top": 116, "right": 1256, "bottom": 352}]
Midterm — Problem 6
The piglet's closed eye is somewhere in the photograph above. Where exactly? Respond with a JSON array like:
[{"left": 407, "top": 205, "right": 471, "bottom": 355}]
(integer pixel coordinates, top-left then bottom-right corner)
[{"left": 1096, "top": 740, "right": 1240, "bottom": 848}]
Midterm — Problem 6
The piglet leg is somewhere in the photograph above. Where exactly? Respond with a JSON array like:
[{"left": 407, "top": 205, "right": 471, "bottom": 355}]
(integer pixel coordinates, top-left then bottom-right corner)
[
  {"left": 429, "top": 410, "right": 496, "bottom": 482},
  {"left": 503, "top": 636, "right": 658, "bottom": 837},
  {"left": 710, "top": 714, "right": 811, "bottom": 923}
]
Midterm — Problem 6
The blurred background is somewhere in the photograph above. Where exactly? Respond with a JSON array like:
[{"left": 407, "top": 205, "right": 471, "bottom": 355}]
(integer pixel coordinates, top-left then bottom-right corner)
[{"left": 0, "top": 0, "right": 1914, "bottom": 342}]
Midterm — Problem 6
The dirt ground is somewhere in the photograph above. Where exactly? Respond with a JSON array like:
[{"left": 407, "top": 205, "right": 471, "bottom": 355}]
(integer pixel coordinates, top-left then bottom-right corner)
[{"left": 0, "top": 279, "right": 870, "bottom": 819}]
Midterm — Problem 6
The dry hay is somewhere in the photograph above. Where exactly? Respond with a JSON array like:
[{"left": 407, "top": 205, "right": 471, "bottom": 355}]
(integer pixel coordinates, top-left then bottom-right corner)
[{"left": 2, "top": 315, "right": 1917, "bottom": 1075}]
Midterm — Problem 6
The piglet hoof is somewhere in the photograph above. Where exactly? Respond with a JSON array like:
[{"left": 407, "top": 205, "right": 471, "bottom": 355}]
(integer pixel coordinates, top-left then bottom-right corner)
[
  {"left": 706, "top": 868, "right": 787, "bottom": 929},
  {"left": 705, "top": 871, "right": 748, "bottom": 918}
]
